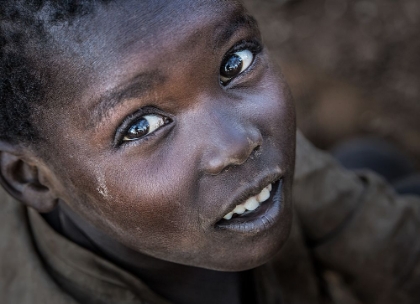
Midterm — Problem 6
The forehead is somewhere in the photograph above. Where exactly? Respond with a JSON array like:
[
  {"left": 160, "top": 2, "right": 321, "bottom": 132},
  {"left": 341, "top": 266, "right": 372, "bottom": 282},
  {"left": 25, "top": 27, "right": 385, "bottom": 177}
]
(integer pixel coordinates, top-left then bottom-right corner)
[
  {"left": 39, "top": 0, "right": 254, "bottom": 130},
  {"left": 42, "top": 0, "right": 247, "bottom": 107},
  {"left": 48, "top": 0, "right": 244, "bottom": 65}
]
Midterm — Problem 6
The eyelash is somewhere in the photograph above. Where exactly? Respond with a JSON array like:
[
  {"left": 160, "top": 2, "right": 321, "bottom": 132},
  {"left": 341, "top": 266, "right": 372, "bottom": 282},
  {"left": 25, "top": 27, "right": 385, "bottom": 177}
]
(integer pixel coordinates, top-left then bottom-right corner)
[
  {"left": 220, "top": 39, "right": 263, "bottom": 85},
  {"left": 114, "top": 107, "right": 172, "bottom": 147}
]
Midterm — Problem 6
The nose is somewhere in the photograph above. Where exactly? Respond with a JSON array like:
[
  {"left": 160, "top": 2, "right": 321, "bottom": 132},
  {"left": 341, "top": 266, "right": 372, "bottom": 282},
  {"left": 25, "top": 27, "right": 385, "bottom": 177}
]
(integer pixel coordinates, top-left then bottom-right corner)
[{"left": 200, "top": 113, "right": 262, "bottom": 175}]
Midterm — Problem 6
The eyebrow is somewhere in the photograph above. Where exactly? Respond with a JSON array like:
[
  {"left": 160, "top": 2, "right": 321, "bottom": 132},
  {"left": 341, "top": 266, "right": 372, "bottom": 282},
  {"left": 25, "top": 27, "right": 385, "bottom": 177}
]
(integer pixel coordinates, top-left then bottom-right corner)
[
  {"left": 213, "top": 12, "right": 259, "bottom": 51},
  {"left": 89, "top": 71, "right": 166, "bottom": 127}
]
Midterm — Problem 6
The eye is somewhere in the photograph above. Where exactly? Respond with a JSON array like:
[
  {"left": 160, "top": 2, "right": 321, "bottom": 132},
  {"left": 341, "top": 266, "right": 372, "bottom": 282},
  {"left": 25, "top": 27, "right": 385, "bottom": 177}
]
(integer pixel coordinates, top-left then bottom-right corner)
[
  {"left": 123, "top": 114, "right": 171, "bottom": 142},
  {"left": 220, "top": 49, "right": 254, "bottom": 85}
]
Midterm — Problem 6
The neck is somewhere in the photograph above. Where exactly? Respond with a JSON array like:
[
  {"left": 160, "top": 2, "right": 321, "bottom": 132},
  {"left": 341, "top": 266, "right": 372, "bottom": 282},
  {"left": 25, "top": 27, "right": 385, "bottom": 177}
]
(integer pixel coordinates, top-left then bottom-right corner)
[{"left": 44, "top": 204, "right": 256, "bottom": 304}]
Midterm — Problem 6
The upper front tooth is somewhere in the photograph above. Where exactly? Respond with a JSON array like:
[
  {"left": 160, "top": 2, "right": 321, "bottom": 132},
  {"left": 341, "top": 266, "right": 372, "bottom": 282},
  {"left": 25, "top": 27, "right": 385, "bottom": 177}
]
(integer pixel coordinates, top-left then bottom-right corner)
[
  {"left": 257, "top": 188, "right": 270, "bottom": 203},
  {"left": 223, "top": 212, "right": 234, "bottom": 220},
  {"left": 244, "top": 197, "right": 259, "bottom": 211},
  {"left": 223, "top": 183, "right": 273, "bottom": 220},
  {"left": 233, "top": 204, "right": 246, "bottom": 214}
]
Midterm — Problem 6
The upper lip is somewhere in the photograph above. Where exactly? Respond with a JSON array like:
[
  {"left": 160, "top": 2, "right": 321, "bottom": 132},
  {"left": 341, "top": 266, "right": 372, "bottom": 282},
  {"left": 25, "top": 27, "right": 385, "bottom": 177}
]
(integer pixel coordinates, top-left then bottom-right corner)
[{"left": 215, "top": 168, "right": 283, "bottom": 224}]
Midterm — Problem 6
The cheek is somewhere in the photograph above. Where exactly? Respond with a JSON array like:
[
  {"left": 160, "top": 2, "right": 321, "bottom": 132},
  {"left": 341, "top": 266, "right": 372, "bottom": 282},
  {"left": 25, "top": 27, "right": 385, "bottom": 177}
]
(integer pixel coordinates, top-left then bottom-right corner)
[
  {"left": 71, "top": 153, "right": 201, "bottom": 249},
  {"left": 246, "top": 75, "right": 295, "bottom": 139},
  {"left": 246, "top": 72, "right": 296, "bottom": 172}
]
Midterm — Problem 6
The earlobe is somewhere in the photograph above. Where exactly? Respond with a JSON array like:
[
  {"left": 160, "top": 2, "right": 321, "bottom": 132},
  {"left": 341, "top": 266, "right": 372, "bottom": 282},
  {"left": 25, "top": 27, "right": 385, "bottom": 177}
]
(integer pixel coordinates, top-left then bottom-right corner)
[{"left": 0, "top": 148, "right": 58, "bottom": 213}]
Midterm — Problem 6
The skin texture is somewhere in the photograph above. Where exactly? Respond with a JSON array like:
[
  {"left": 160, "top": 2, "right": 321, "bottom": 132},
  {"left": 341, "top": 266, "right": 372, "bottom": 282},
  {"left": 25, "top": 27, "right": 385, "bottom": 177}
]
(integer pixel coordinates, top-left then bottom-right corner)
[{"left": 0, "top": 0, "right": 296, "bottom": 303}]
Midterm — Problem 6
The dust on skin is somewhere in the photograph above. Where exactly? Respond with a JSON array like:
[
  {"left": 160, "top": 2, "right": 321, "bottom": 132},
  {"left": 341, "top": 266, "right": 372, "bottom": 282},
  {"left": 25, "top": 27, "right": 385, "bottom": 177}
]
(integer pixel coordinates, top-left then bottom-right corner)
[{"left": 95, "top": 166, "right": 111, "bottom": 199}]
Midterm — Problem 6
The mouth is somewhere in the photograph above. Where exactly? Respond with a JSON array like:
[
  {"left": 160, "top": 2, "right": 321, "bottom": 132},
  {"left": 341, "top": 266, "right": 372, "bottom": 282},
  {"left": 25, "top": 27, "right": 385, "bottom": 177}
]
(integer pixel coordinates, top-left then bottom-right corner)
[{"left": 215, "top": 178, "right": 283, "bottom": 233}]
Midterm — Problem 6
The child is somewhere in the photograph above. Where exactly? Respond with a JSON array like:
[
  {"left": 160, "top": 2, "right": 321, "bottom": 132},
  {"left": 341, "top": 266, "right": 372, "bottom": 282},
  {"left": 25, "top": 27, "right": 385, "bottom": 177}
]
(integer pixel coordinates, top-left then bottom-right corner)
[{"left": 0, "top": 1, "right": 419, "bottom": 303}]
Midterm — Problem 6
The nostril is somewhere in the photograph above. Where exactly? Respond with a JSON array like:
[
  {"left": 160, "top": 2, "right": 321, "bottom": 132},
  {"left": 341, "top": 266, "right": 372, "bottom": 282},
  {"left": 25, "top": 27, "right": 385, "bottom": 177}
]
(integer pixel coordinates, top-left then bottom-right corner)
[
  {"left": 201, "top": 129, "right": 263, "bottom": 175},
  {"left": 249, "top": 144, "right": 261, "bottom": 160},
  {"left": 221, "top": 164, "right": 233, "bottom": 174}
]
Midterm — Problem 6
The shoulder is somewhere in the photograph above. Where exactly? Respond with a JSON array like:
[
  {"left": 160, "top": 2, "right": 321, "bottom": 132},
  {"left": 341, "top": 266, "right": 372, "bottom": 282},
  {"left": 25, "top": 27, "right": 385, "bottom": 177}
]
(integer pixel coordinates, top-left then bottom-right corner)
[{"left": 0, "top": 187, "right": 76, "bottom": 304}]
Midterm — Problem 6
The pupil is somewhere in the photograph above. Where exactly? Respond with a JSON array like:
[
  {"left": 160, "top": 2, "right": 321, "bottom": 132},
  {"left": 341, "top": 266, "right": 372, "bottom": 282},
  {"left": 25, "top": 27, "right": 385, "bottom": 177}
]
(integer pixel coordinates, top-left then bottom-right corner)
[
  {"left": 127, "top": 119, "right": 149, "bottom": 139},
  {"left": 221, "top": 54, "right": 243, "bottom": 78}
]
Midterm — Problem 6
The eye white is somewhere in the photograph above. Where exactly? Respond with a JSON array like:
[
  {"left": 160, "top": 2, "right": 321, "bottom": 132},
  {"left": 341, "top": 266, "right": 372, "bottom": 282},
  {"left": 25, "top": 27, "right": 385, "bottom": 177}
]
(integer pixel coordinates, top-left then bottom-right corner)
[
  {"left": 123, "top": 114, "right": 166, "bottom": 142},
  {"left": 236, "top": 49, "right": 253, "bottom": 73},
  {"left": 220, "top": 49, "right": 254, "bottom": 83},
  {"left": 145, "top": 114, "right": 165, "bottom": 133}
]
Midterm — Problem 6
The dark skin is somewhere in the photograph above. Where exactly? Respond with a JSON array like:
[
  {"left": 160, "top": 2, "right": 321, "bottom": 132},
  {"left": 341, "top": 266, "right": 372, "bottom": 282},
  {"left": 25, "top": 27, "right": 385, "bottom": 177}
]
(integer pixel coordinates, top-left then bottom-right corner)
[{"left": 0, "top": 1, "right": 296, "bottom": 303}]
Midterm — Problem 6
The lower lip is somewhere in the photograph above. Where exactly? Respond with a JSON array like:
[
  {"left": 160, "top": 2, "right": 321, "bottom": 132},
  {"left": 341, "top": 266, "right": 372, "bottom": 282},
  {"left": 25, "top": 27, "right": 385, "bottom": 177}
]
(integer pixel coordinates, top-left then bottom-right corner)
[{"left": 215, "top": 179, "right": 283, "bottom": 233}]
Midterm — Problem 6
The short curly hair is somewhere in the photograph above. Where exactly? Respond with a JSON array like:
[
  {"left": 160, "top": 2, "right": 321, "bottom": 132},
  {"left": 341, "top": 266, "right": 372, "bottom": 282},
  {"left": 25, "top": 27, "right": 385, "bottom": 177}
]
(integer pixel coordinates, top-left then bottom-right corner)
[{"left": 0, "top": 0, "right": 111, "bottom": 145}]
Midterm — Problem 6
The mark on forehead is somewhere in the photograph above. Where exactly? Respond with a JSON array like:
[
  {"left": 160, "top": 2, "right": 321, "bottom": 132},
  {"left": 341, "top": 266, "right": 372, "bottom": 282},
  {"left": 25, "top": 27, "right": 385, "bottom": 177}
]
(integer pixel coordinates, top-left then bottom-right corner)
[{"left": 89, "top": 71, "right": 166, "bottom": 128}]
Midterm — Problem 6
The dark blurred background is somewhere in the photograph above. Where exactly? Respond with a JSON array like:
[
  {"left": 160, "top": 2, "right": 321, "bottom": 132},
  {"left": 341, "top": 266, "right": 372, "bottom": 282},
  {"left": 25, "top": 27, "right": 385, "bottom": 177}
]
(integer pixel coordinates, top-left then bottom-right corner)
[{"left": 243, "top": 0, "right": 420, "bottom": 169}]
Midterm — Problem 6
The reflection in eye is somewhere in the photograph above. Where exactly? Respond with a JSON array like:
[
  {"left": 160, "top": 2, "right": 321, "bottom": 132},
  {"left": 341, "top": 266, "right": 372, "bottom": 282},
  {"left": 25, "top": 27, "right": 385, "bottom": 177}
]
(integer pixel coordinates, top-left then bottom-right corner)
[
  {"left": 220, "top": 49, "right": 254, "bottom": 85},
  {"left": 123, "top": 114, "right": 169, "bottom": 142}
]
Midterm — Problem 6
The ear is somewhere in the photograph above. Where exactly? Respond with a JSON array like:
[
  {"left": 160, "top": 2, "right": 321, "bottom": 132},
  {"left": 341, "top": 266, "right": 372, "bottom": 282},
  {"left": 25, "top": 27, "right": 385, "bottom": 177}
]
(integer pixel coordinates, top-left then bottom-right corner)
[{"left": 0, "top": 142, "right": 58, "bottom": 213}]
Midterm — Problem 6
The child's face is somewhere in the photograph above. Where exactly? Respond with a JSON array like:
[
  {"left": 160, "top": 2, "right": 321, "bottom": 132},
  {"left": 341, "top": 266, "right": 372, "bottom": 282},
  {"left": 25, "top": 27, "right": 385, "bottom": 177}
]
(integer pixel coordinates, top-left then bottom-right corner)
[{"left": 37, "top": 0, "right": 295, "bottom": 271}]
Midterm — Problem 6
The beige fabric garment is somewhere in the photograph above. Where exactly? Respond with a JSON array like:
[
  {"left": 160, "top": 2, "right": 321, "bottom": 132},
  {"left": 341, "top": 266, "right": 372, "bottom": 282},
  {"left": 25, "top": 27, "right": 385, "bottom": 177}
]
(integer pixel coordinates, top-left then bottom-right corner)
[
  {"left": 1, "top": 132, "right": 419, "bottom": 303},
  {"left": 293, "top": 132, "right": 420, "bottom": 303}
]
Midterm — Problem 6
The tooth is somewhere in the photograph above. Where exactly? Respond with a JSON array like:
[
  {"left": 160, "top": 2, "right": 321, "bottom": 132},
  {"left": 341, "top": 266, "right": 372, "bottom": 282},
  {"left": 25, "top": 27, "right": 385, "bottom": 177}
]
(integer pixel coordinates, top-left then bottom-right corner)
[
  {"left": 244, "top": 197, "right": 259, "bottom": 211},
  {"left": 223, "top": 212, "right": 234, "bottom": 220},
  {"left": 267, "top": 183, "right": 272, "bottom": 191},
  {"left": 257, "top": 188, "right": 270, "bottom": 203},
  {"left": 233, "top": 204, "right": 246, "bottom": 214}
]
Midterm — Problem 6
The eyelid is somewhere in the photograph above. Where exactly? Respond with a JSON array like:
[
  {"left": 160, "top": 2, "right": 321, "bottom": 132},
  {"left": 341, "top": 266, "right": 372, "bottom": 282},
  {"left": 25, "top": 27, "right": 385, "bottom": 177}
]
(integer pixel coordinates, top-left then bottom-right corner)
[
  {"left": 220, "top": 39, "right": 264, "bottom": 85},
  {"left": 227, "top": 39, "right": 263, "bottom": 55},
  {"left": 113, "top": 107, "right": 172, "bottom": 147}
]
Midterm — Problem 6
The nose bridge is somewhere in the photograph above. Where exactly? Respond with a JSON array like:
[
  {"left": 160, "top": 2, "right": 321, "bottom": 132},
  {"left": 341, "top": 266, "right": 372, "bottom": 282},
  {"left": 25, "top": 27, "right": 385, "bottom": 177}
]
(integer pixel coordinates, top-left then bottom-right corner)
[{"left": 199, "top": 107, "right": 262, "bottom": 175}]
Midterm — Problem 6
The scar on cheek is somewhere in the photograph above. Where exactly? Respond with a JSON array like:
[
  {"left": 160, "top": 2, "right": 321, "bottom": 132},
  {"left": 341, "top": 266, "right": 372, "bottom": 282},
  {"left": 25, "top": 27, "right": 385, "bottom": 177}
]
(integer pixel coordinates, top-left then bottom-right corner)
[
  {"left": 98, "top": 184, "right": 110, "bottom": 198},
  {"left": 94, "top": 168, "right": 112, "bottom": 199}
]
